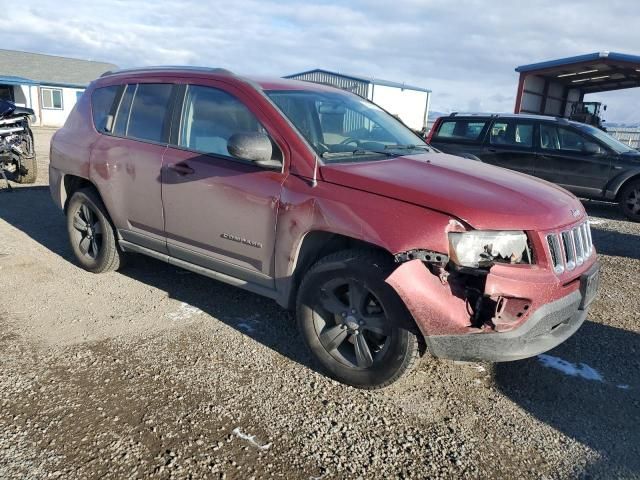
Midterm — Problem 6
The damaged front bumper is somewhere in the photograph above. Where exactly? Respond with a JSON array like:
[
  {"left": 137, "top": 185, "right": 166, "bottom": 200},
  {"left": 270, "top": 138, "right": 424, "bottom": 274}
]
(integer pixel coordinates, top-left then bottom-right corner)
[{"left": 386, "top": 258, "right": 599, "bottom": 362}]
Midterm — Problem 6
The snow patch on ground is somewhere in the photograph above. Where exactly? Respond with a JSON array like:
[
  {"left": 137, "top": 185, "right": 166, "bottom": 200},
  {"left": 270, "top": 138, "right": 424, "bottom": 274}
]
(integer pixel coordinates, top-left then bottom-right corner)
[
  {"left": 167, "top": 303, "right": 202, "bottom": 321},
  {"left": 538, "top": 354, "right": 604, "bottom": 381},
  {"left": 232, "top": 427, "right": 271, "bottom": 450}
]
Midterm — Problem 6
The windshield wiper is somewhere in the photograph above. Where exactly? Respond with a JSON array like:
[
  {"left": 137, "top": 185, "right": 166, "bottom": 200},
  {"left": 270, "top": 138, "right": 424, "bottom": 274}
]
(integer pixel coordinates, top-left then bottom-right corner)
[
  {"left": 384, "top": 144, "right": 430, "bottom": 152},
  {"left": 321, "top": 149, "right": 397, "bottom": 159}
]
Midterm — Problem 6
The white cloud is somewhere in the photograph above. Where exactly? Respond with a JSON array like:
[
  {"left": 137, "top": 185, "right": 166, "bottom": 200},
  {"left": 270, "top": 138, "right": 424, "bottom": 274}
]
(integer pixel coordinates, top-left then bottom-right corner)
[{"left": 1, "top": 0, "right": 639, "bottom": 121}]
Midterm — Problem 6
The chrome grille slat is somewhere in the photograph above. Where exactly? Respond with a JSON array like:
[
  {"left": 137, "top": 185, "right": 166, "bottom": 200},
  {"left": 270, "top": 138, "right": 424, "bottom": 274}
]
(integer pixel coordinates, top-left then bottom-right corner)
[
  {"left": 546, "top": 220, "right": 593, "bottom": 275},
  {"left": 574, "top": 227, "right": 584, "bottom": 266}
]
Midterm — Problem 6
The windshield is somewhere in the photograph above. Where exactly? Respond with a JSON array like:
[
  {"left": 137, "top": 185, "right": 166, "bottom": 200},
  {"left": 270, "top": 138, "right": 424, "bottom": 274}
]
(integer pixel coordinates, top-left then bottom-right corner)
[
  {"left": 574, "top": 123, "right": 636, "bottom": 154},
  {"left": 265, "top": 89, "right": 429, "bottom": 162}
]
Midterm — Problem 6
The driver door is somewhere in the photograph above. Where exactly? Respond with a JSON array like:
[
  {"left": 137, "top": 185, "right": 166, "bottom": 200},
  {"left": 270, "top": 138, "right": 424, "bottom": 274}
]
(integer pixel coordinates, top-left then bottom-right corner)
[
  {"left": 161, "top": 82, "right": 287, "bottom": 288},
  {"left": 535, "top": 123, "right": 612, "bottom": 197}
]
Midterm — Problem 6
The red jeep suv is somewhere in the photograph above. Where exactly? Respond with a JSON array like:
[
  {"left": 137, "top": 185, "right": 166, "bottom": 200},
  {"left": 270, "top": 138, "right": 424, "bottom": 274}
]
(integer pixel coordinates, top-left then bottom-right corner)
[{"left": 49, "top": 67, "right": 599, "bottom": 389}]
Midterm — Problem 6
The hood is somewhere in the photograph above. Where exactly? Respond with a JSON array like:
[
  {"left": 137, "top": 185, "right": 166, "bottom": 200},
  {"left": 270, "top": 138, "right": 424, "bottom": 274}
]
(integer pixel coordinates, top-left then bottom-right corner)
[
  {"left": 320, "top": 153, "right": 585, "bottom": 231},
  {"left": 621, "top": 150, "right": 640, "bottom": 160}
]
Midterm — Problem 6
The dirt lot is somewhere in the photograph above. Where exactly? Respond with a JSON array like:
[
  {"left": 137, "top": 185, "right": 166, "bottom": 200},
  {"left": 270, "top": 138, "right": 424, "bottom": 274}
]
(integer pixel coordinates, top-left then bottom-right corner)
[{"left": 1, "top": 128, "right": 639, "bottom": 479}]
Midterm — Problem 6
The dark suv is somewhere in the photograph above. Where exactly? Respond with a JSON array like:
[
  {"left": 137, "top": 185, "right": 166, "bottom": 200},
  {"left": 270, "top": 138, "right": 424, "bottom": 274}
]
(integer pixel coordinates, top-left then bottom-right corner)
[
  {"left": 427, "top": 114, "right": 640, "bottom": 221},
  {"left": 50, "top": 68, "right": 599, "bottom": 389}
]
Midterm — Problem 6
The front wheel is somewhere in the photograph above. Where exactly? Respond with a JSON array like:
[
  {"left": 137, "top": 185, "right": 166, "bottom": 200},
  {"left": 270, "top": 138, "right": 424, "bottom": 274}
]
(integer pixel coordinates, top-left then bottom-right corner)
[
  {"left": 296, "top": 249, "right": 420, "bottom": 389},
  {"left": 619, "top": 179, "right": 640, "bottom": 222},
  {"left": 66, "top": 188, "right": 123, "bottom": 273}
]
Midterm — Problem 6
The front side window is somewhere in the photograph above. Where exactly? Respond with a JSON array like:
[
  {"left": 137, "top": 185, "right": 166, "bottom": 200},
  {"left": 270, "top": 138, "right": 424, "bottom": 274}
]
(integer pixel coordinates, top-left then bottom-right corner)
[
  {"left": 574, "top": 123, "right": 633, "bottom": 154},
  {"left": 490, "top": 120, "right": 533, "bottom": 148},
  {"left": 126, "top": 84, "right": 173, "bottom": 143},
  {"left": 540, "top": 124, "right": 604, "bottom": 154},
  {"left": 179, "top": 85, "right": 269, "bottom": 158},
  {"left": 266, "top": 89, "right": 427, "bottom": 162},
  {"left": 41, "top": 87, "right": 63, "bottom": 110},
  {"left": 435, "top": 120, "right": 487, "bottom": 141}
]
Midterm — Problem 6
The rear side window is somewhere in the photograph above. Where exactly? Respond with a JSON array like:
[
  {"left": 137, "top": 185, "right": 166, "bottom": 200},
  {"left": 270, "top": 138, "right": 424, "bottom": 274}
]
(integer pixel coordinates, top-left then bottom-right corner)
[
  {"left": 490, "top": 121, "right": 534, "bottom": 148},
  {"left": 126, "top": 84, "right": 173, "bottom": 143},
  {"left": 91, "top": 85, "right": 120, "bottom": 133},
  {"left": 113, "top": 84, "right": 136, "bottom": 137},
  {"left": 434, "top": 120, "right": 487, "bottom": 141}
]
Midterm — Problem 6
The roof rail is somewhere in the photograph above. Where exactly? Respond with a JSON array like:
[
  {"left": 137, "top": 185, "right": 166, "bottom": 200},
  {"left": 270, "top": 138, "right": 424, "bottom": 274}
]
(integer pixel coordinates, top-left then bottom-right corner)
[
  {"left": 100, "top": 66, "right": 234, "bottom": 78},
  {"left": 448, "top": 112, "right": 500, "bottom": 118}
]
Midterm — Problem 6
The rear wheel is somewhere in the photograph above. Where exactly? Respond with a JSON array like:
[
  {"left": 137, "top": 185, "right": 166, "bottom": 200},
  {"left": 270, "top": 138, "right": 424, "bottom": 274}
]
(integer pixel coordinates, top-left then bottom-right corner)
[
  {"left": 619, "top": 179, "right": 640, "bottom": 222},
  {"left": 66, "top": 188, "right": 123, "bottom": 273},
  {"left": 296, "top": 249, "right": 420, "bottom": 389}
]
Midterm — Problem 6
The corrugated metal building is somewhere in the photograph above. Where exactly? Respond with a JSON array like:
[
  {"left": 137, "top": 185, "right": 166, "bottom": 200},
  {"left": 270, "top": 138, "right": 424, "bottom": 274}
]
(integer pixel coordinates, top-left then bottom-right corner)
[
  {"left": 285, "top": 69, "right": 431, "bottom": 131},
  {"left": 0, "top": 49, "right": 117, "bottom": 127}
]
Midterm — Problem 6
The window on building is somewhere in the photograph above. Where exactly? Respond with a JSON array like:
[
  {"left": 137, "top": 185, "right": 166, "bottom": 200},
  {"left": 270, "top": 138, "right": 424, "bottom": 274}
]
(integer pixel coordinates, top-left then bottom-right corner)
[
  {"left": 41, "top": 87, "right": 63, "bottom": 110},
  {"left": 126, "top": 84, "right": 173, "bottom": 143},
  {"left": 0, "top": 85, "right": 14, "bottom": 102}
]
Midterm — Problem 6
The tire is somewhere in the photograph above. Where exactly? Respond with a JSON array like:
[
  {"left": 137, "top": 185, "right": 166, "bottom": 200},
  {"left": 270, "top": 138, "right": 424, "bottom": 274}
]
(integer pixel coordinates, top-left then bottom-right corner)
[
  {"left": 296, "top": 249, "right": 420, "bottom": 389},
  {"left": 619, "top": 179, "right": 640, "bottom": 222},
  {"left": 14, "top": 153, "right": 37, "bottom": 184},
  {"left": 66, "top": 187, "right": 123, "bottom": 273}
]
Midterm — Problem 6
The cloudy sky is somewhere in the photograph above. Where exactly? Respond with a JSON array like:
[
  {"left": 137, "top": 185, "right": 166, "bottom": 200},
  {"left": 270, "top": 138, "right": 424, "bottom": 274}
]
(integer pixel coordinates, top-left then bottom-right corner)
[{"left": 2, "top": 0, "right": 639, "bottom": 122}]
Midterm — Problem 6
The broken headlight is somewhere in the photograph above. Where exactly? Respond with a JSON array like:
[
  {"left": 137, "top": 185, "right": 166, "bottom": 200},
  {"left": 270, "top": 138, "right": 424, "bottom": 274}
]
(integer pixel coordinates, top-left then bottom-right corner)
[{"left": 448, "top": 231, "right": 531, "bottom": 268}]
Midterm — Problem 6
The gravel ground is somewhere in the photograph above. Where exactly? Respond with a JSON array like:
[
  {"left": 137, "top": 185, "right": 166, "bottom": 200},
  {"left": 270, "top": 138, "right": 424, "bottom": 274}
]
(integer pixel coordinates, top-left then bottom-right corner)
[{"left": 0, "top": 128, "right": 638, "bottom": 479}]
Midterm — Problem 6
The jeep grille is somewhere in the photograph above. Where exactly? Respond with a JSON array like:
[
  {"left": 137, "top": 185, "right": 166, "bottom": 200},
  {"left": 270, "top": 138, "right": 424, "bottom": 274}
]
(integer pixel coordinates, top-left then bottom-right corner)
[{"left": 546, "top": 221, "right": 593, "bottom": 274}]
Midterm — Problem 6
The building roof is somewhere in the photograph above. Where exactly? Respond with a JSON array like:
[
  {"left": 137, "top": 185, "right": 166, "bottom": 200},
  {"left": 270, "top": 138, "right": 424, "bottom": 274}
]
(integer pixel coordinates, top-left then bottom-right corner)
[
  {"left": 0, "top": 49, "right": 117, "bottom": 88},
  {"left": 285, "top": 69, "right": 431, "bottom": 93},
  {"left": 0, "top": 75, "right": 38, "bottom": 86},
  {"left": 515, "top": 51, "right": 640, "bottom": 94}
]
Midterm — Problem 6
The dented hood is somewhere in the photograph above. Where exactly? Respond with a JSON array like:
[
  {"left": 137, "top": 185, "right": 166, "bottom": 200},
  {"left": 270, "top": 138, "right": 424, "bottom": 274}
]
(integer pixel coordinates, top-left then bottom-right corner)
[{"left": 320, "top": 153, "right": 584, "bottom": 231}]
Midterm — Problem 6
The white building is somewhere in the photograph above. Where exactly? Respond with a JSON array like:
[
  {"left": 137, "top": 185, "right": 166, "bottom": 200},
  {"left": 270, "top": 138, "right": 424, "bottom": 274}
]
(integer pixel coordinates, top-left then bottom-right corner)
[
  {"left": 285, "top": 69, "right": 432, "bottom": 132},
  {"left": 0, "top": 49, "right": 117, "bottom": 127}
]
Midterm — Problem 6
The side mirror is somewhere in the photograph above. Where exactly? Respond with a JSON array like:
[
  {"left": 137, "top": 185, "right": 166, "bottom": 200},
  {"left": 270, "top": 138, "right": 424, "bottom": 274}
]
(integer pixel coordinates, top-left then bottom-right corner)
[
  {"left": 227, "top": 132, "right": 281, "bottom": 169},
  {"left": 582, "top": 142, "right": 601, "bottom": 155}
]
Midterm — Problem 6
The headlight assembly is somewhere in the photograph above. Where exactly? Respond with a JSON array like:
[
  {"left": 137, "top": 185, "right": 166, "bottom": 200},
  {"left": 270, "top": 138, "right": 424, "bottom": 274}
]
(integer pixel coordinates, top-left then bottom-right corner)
[{"left": 448, "top": 231, "right": 531, "bottom": 268}]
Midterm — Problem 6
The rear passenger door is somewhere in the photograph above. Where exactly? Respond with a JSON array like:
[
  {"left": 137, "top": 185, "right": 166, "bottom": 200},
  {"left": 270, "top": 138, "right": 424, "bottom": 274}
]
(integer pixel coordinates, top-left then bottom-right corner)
[
  {"left": 535, "top": 123, "right": 612, "bottom": 197},
  {"left": 161, "top": 82, "right": 287, "bottom": 288},
  {"left": 90, "top": 82, "right": 176, "bottom": 253},
  {"left": 479, "top": 119, "right": 537, "bottom": 176}
]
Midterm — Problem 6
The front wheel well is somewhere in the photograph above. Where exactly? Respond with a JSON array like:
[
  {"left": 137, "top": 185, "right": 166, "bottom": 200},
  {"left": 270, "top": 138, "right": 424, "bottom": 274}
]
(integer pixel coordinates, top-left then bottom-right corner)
[
  {"left": 282, "top": 231, "right": 392, "bottom": 310},
  {"left": 615, "top": 174, "right": 640, "bottom": 201}
]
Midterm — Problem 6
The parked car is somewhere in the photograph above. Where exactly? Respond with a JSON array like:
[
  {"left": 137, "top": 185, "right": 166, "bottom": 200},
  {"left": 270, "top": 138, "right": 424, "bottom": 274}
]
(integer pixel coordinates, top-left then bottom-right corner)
[
  {"left": 49, "top": 68, "right": 599, "bottom": 389},
  {"left": 427, "top": 113, "right": 640, "bottom": 222}
]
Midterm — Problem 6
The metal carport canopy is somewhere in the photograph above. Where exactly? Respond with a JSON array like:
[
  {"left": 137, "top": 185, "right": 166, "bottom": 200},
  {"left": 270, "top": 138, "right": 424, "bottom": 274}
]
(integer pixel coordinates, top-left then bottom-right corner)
[{"left": 514, "top": 51, "right": 640, "bottom": 116}]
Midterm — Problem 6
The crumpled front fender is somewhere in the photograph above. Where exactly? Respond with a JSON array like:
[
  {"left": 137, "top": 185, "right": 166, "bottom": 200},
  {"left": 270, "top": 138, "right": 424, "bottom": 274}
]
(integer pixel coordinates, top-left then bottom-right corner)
[{"left": 386, "top": 260, "right": 471, "bottom": 337}]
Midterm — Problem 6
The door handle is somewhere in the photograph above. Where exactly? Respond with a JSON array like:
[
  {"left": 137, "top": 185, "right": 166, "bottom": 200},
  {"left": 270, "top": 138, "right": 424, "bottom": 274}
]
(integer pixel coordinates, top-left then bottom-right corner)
[
  {"left": 487, "top": 148, "right": 497, "bottom": 153},
  {"left": 168, "top": 162, "right": 195, "bottom": 175}
]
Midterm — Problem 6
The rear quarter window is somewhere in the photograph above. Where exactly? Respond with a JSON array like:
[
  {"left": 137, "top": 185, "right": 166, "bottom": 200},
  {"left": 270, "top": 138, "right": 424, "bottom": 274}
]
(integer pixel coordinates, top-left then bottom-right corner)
[
  {"left": 434, "top": 120, "right": 487, "bottom": 142},
  {"left": 91, "top": 85, "right": 120, "bottom": 133}
]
